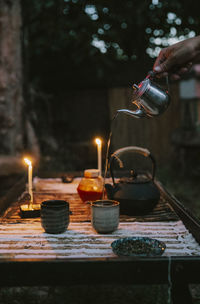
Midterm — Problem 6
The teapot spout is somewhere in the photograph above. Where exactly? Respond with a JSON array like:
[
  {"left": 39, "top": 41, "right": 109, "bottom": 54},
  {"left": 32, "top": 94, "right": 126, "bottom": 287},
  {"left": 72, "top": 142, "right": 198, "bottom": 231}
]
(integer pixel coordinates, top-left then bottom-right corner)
[{"left": 117, "top": 108, "right": 145, "bottom": 118}]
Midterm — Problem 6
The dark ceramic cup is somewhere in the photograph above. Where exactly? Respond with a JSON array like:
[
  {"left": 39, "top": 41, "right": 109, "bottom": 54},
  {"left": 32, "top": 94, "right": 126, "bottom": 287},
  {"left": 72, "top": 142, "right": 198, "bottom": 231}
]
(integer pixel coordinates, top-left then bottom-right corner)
[{"left": 41, "top": 200, "right": 70, "bottom": 234}]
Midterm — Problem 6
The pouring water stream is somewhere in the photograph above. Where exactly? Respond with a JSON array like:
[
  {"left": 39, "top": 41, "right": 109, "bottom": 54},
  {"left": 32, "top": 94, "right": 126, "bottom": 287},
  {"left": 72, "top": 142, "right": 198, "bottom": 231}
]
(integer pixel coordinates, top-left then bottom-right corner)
[{"left": 102, "top": 112, "right": 119, "bottom": 199}]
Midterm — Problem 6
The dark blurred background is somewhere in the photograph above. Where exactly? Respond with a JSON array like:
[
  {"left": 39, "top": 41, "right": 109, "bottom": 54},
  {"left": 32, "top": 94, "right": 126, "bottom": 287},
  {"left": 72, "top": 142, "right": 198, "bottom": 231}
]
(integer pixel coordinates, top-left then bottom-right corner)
[
  {"left": 1, "top": 2, "right": 200, "bottom": 303},
  {"left": 0, "top": 0, "right": 200, "bottom": 174}
]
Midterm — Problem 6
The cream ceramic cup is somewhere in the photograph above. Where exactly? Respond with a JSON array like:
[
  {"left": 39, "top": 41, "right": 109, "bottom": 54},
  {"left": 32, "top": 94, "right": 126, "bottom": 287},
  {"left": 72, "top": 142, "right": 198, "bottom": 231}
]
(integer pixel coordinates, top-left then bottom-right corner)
[{"left": 91, "top": 200, "right": 120, "bottom": 234}]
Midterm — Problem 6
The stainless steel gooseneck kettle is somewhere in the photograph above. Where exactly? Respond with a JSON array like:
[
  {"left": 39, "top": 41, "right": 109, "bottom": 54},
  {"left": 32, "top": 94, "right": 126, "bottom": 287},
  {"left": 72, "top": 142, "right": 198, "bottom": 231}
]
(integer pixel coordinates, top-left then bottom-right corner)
[{"left": 118, "top": 72, "right": 170, "bottom": 118}]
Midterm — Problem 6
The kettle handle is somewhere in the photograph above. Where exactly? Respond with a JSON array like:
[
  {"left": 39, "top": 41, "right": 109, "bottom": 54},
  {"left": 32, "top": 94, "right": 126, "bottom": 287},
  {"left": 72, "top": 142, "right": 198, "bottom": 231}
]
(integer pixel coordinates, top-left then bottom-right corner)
[
  {"left": 147, "top": 71, "right": 170, "bottom": 94},
  {"left": 109, "top": 146, "right": 156, "bottom": 185}
]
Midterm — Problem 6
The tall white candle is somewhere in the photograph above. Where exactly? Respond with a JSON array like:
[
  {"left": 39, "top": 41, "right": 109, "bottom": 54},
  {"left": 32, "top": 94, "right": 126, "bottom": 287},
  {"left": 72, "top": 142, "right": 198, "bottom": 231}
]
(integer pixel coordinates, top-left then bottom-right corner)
[
  {"left": 95, "top": 138, "right": 102, "bottom": 176},
  {"left": 24, "top": 158, "right": 33, "bottom": 205}
]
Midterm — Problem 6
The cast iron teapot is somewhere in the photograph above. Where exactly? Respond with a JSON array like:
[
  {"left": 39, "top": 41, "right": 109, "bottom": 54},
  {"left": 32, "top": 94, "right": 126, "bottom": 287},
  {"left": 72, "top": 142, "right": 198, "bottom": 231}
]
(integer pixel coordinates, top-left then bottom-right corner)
[{"left": 105, "top": 146, "right": 160, "bottom": 215}]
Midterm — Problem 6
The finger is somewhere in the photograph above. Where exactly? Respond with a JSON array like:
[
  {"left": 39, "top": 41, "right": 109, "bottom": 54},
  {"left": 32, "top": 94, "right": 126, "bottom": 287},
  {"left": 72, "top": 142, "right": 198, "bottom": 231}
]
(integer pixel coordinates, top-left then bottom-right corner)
[
  {"left": 170, "top": 74, "right": 181, "bottom": 81},
  {"left": 158, "top": 58, "right": 176, "bottom": 74},
  {"left": 154, "top": 60, "right": 172, "bottom": 74},
  {"left": 183, "top": 61, "right": 193, "bottom": 72},
  {"left": 154, "top": 51, "right": 180, "bottom": 75},
  {"left": 153, "top": 52, "right": 167, "bottom": 73},
  {"left": 186, "top": 61, "right": 193, "bottom": 68},
  {"left": 170, "top": 62, "right": 193, "bottom": 77},
  {"left": 177, "top": 67, "right": 190, "bottom": 75},
  {"left": 154, "top": 72, "right": 168, "bottom": 79}
]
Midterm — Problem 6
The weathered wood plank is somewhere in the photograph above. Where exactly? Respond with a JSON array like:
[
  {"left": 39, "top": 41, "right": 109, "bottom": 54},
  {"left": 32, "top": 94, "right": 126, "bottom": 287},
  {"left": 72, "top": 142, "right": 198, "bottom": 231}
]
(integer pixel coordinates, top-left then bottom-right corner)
[
  {"left": 1, "top": 256, "right": 200, "bottom": 287},
  {"left": 156, "top": 180, "right": 200, "bottom": 245},
  {"left": 0, "top": 221, "right": 199, "bottom": 260},
  {"left": 1, "top": 177, "right": 179, "bottom": 223}
]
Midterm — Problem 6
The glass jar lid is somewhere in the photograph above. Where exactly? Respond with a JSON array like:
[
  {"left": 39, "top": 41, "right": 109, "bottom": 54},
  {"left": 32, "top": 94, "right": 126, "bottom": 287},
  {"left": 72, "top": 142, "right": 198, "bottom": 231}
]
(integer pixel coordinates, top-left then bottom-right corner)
[{"left": 84, "top": 169, "right": 100, "bottom": 178}]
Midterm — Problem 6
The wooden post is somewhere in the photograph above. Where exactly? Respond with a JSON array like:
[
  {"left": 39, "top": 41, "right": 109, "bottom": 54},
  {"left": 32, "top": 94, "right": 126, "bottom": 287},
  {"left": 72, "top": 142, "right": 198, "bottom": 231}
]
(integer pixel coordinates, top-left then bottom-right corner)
[{"left": 0, "top": 0, "right": 24, "bottom": 155}]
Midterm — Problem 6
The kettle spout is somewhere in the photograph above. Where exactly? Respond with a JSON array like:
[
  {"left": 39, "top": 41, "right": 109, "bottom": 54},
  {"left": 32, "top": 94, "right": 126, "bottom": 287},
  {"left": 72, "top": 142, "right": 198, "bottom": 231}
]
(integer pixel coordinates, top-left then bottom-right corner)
[{"left": 117, "top": 108, "right": 145, "bottom": 118}]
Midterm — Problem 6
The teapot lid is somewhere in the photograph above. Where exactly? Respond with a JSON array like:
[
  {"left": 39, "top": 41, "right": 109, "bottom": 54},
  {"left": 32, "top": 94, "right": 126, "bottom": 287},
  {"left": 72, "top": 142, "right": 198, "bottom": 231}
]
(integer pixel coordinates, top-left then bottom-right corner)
[
  {"left": 119, "top": 170, "right": 150, "bottom": 184},
  {"left": 132, "top": 79, "right": 150, "bottom": 101}
]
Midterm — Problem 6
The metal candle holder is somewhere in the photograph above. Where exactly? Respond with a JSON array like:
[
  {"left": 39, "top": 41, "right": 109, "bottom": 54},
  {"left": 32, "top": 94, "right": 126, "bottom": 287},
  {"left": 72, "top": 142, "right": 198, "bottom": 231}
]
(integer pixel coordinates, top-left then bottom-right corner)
[{"left": 19, "top": 192, "right": 40, "bottom": 218}]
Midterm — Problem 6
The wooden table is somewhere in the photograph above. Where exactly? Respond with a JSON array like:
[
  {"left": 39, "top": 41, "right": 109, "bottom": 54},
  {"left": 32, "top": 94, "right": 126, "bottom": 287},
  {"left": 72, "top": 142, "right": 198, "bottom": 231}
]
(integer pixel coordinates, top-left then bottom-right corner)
[{"left": 1, "top": 176, "right": 200, "bottom": 304}]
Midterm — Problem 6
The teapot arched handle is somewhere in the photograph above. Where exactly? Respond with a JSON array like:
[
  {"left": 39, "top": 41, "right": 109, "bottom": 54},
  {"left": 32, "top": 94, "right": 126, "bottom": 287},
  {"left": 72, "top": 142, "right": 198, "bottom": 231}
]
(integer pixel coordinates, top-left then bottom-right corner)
[{"left": 109, "top": 146, "right": 156, "bottom": 185}]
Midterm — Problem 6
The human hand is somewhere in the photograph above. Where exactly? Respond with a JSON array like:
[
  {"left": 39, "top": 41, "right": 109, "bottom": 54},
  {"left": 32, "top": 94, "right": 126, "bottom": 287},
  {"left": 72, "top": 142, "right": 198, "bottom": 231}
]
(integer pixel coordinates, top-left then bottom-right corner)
[{"left": 153, "top": 36, "right": 200, "bottom": 80}]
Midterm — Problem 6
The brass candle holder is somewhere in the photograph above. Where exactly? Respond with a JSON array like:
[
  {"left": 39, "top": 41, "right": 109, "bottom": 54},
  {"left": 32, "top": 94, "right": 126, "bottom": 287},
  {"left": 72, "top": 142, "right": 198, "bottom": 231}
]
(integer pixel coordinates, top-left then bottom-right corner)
[{"left": 19, "top": 193, "right": 40, "bottom": 218}]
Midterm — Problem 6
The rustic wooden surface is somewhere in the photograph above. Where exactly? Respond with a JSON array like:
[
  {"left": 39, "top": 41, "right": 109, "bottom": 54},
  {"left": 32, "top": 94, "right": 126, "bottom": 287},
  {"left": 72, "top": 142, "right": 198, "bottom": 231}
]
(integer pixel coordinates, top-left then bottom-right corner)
[
  {"left": 2, "top": 192, "right": 178, "bottom": 223},
  {"left": 0, "top": 220, "right": 199, "bottom": 259},
  {"left": 0, "top": 177, "right": 200, "bottom": 261},
  {"left": 1, "top": 177, "right": 178, "bottom": 223}
]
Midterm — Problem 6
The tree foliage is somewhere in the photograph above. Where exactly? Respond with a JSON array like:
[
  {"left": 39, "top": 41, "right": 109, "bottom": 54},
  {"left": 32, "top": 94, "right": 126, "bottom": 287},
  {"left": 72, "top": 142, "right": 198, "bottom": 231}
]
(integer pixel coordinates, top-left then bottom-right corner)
[{"left": 21, "top": 0, "right": 200, "bottom": 89}]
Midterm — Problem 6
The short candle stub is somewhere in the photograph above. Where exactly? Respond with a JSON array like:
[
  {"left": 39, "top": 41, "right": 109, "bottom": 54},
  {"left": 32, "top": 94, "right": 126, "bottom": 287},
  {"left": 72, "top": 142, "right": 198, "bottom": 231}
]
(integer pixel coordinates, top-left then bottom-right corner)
[
  {"left": 18, "top": 191, "right": 40, "bottom": 218},
  {"left": 19, "top": 204, "right": 41, "bottom": 218}
]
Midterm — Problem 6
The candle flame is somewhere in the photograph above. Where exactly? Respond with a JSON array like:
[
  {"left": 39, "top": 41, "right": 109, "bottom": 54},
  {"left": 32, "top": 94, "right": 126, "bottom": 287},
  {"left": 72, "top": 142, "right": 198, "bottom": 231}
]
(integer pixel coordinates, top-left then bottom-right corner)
[
  {"left": 24, "top": 157, "right": 32, "bottom": 166},
  {"left": 95, "top": 138, "right": 102, "bottom": 146}
]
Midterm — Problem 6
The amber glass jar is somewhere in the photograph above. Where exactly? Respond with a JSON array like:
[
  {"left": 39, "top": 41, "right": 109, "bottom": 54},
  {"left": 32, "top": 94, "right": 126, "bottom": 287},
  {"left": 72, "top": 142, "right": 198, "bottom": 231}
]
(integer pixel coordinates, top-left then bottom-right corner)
[{"left": 77, "top": 169, "right": 103, "bottom": 202}]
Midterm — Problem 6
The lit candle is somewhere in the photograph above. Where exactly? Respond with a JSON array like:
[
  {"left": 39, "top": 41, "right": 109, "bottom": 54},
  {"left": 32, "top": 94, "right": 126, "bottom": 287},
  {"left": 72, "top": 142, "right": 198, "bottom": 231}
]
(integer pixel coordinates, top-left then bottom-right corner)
[
  {"left": 95, "top": 138, "right": 102, "bottom": 176},
  {"left": 24, "top": 157, "right": 33, "bottom": 206}
]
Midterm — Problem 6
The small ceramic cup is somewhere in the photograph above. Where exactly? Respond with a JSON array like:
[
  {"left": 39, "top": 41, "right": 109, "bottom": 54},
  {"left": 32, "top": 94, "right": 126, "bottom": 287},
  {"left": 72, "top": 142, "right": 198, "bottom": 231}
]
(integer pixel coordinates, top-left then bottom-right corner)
[
  {"left": 91, "top": 200, "right": 120, "bottom": 234},
  {"left": 41, "top": 200, "right": 70, "bottom": 234}
]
